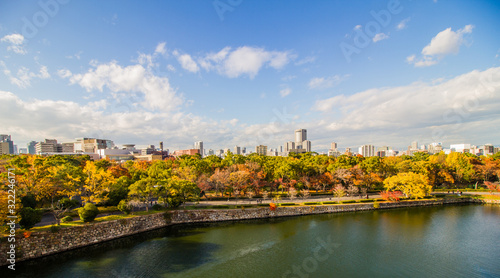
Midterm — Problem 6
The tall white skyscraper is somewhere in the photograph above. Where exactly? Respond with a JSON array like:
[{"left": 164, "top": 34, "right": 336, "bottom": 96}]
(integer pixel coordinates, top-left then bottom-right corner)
[
  {"left": 285, "top": 141, "right": 295, "bottom": 152},
  {"left": 359, "top": 145, "right": 375, "bottom": 157},
  {"left": 303, "top": 140, "right": 311, "bottom": 152},
  {"left": 194, "top": 141, "right": 203, "bottom": 157},
  {"left": 295, "top": 129, "right": 307, "bottom": 149}
]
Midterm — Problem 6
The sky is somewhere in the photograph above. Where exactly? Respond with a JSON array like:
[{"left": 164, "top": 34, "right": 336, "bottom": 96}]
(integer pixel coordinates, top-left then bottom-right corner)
[{"left": 1, "top": 0, "right": 499, "bottom": 153}]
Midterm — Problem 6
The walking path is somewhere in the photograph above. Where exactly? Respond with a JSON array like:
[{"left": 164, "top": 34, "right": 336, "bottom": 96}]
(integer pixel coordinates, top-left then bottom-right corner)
[{"left": 34, "top": 192, "right": 479, "bottom": 227}]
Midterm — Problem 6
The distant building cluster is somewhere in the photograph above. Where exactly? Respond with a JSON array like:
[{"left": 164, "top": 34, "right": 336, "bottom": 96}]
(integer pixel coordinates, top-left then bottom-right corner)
[{"left": 1, "top": 131, "right": 499, "bottom": 162}]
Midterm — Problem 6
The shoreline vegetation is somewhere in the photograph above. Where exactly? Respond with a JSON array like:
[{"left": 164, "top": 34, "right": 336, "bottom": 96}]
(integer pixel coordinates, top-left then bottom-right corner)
[
  {"left": 4, "top": 192, "right": 499, "bottom": 235},
  {"left": 1, "top": 152, "right": 500, "bottom": 252}
]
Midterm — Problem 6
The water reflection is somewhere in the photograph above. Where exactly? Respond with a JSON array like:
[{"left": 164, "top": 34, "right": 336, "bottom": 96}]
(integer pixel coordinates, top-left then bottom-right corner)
[{"left": 2, "top": 204, "right": 499, "bottom": 278}]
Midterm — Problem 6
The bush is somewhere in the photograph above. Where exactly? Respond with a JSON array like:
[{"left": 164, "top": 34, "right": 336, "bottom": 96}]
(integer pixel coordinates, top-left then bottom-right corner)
[
  {"left": 257, "top": 204, "right": 269, "bottom": 207},
  {"left": 341, "top": 200, "right": 356, "bottom": 204},
  {"left": 59, "top": 198, "right": 80, "bottom": 209},
  {"left": 117, "top": 200, "right": 131, "bottom": 215},
  {"left": 61, "top": 216, "right": 73, "bottom": 223},
  {"left": 152, "top": 204, "right": 164, "bottom": 211},
  {"left": 359, "top": 199, "right": 374, "bottom": 203},
  {"left": 280, "top": 203, "right": 297, "bottom": 206},
  {"left": 322, "top": 201, "right": 337, "bottom": 205},
  {"left": 304, "top": 202, "right": 320, "bottom": 205},
  {"left": 21, "top": 193, "right": 37, "bottom": 209},
  {"left": 373, "top": 201, "right": 380, "bottom": 209},
  {"left": 19, "top": 207, "right": 43, "bottom": 230},
  {"left": 434, "top": 194, "right": 446, "bottom": 198},
  {"left": 78, "top": 203, "right": 99, "bottom": 222}
]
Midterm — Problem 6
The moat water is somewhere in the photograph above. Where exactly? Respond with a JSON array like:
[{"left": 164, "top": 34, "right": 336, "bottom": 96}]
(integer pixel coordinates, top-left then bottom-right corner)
[{"left": 6, "top": 204, "right": 500, "bottom": 277}]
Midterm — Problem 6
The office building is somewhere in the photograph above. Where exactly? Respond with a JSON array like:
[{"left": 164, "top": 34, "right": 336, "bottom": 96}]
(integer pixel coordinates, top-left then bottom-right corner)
[
  {"left": 27, "top": 141, "right": 37, "bottom": 154},
  {"left": 358, "top": 145, "right": 375, "bottom": 157},
  {"left": 194, "top": 141, "right": 203, "bottom": 158},
  {"left": 234, "top": 146, "right": 241, "bottom": 155},
  {"left": 284, "top": 141, "right": 295, "bottom": 152},
  {"left": 303, "top": 140, "right": 311, "bottom": 152},
  {"left": 295, "top": 129, "right": 307, "bottom": 149},
  {"left": 35, "top": 139, "right": 61, "bottom": 154},
  {"left": 0, "top": 135, "right": 14, "bottom": 155},
  {"left": 255, "top": 145, "right": 267, "bottom": 155}
]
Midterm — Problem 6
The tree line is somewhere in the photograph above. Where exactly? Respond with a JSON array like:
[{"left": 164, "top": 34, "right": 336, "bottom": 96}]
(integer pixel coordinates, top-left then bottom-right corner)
[{"left": 1, "top": 151, "right": 499, "bottom": 223}]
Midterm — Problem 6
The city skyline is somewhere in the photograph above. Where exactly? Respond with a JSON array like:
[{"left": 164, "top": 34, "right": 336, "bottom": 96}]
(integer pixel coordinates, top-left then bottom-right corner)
[{"left": 1, "top": 1, "right": 500, "bottom": 151}]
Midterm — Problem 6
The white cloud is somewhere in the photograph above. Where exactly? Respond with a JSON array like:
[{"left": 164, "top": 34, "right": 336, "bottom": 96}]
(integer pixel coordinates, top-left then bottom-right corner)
[
  {"left": 175, "top": 52, "right": 199, "bottom": 73},
  {"left": 408, "top": 25, "right": 474, "bottom": 67},
  {"left": 397, "top": 18, "right": 410, "bottom": 30},
  {"left": 280, "top": 88, "right": 291, "bottom": 97},
  {"left": 295, "top": 56, "right": 316, "bottom": 66},
  {"left": 0, "top": 90, "right": 242, "bottom": 150},
  {"left": 57, "top": 69, "right": 72, "bottom": 78},
  {"left": 1, "top": 63, "right": 51, "bottom": 88},
  {"left": 167, "top": 64, "right": 176, "bottom": 72},
  {"left": 309, "top": 75, "right": 349, "bottom": 90},
  {"left": 0, "top": 33, "right": 26, "bottom": 54},
  {"left": 199, "top": 46, "right": 294, "bottom": 79},
  {"left": 68, "top": 61, "right": 184, "bottom": 111},
  {"left": 354, "top": 25, "right": 362, "bottom": 30},
  {"left": 155, "top": 42, "right": 166, "bottom": 55},
  {"left": 312, "top": 67, "right": 500, "bottom": 146},
  {"left": 373, "top": 33, "right": 389, "bottom": 43}
]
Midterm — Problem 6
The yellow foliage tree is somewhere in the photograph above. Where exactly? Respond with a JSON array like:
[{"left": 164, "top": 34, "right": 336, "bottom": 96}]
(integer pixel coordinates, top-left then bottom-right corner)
[
  {"left": 383, "top": 172, "right": 432, "bottom": 199},
  {"left": 82, "top": 161, "right": 115, "bottom": 204}
]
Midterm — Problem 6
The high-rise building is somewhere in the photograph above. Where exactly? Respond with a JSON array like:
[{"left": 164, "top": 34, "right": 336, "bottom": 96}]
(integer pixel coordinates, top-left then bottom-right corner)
[
  {"left": 62, "top": 142, "right": 75, "bottom": 152},
  {"left": 0, "top": 135, "right": 14, "bottom": 155},
  {"left": 303, "top": 140, "right": 311, "bottom": 152},
  {"left": 35, "top": 139, "right": 60, "bottom": 154},
  {"left": 194, "top": 141, "right": 203, "bottom": 158},
  {"left": 358, "top": 145, "right": 375, "bottom": 157},
  {"left": 331, "top": 142, "right": 337, "bottom": 150},
  {"left": 255, "top": 145, "right": 267, "bottom": 155},
  {"left": 295, "top": 129, "right": 307, "bottom": 149},
  {"left": 234, "top": 146, "right": 241, "bottom": 155},
  {"left": 18, "top": 148, "right": 28, "bottom": 154},
  {"left": 411, "top": 141, "right": 418, "bottom": 150},
  {"left": 28, "top": 141, "right": 37, "bottom": 154},
  {"left": 74, "top": 138, "right": 109, "bottom": 153},
  {"left": 285, "top": 141, "right": 295, "bottom": 152}
]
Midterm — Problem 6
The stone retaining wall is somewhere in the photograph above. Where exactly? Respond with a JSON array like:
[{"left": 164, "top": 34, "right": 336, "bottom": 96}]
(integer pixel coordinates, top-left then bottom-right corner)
[{"left": 0, "top": 197, "right": 493, "bottom": 266}]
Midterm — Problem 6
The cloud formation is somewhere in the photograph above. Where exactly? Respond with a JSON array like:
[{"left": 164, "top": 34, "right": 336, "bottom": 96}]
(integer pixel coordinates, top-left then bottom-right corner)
[
  {"left": 67, "top": 61, "right": 184, "bottom": 111},
  {"left": 407, "top": 25, "right": 474, "bottom": 67},
  {"left": 309, "top": 75, "right": 349, "bottom": 90},
  {"left": 198, "top": 46, "right": 294, "bottom": 78},
  {"left": 373, "top": 33, "right": 389, "bottom": 42},
  {"left": 0, "top": 33, "right": 26, "bottom": 54},
  {"left": 313, "top": 67, "right": 500, "bottom": 146}
]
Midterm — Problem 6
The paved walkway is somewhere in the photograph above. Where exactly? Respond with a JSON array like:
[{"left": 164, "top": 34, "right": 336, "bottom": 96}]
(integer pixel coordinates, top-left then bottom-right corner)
[{"left": 34, "top": 192, "right": 482, "bottom": 226}]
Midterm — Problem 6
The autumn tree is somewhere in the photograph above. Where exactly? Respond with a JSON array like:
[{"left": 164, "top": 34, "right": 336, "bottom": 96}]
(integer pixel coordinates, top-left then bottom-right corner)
[{"left": 384, "top": 172, "right": 432, "bottom": 199}]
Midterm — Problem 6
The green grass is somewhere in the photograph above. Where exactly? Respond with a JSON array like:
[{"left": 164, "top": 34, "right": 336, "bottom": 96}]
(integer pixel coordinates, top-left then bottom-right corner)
[
  {"left": 303, "top": 202, "right": 321, "bottom": 205},
  {"left": 280, "top": 203, "right": 298, "bottom": 206},
  {"left": 321, "top": 201, "right": 338, "bottom": 205}
]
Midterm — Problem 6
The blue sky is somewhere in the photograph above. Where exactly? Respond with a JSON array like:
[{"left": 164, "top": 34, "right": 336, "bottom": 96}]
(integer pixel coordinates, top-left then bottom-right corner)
[{"left": 1, "top": 0, "right": 499, "bottom": 152}]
